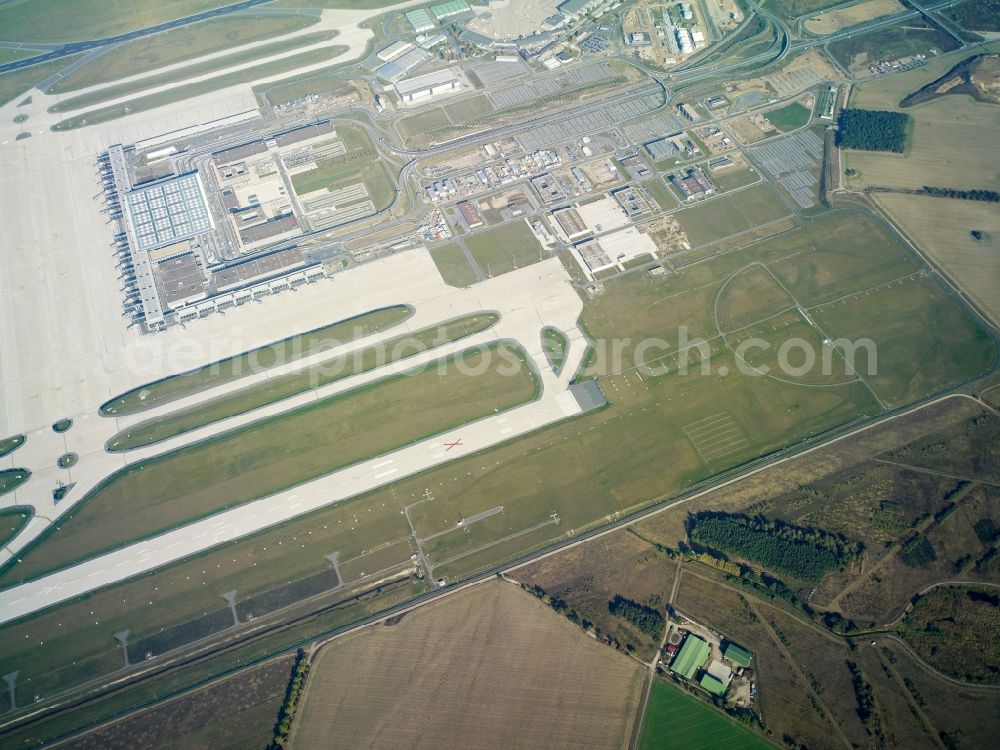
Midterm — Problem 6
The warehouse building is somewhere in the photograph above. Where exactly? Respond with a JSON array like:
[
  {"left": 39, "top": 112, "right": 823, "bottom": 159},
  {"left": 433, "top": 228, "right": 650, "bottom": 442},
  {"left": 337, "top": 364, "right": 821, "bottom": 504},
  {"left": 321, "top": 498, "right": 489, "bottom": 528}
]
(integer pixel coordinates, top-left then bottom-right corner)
[
  {"left": 394, "top": 68, "right": 460, "bottom": 102},
  {"left": 377, "top": 40, "right": 414, "bottom": 62},
  {"left": 376, "top": 47, "right": 431, "bottom": 83},
  {"left": 406, "top": 7, "right": 436, "bottom": 33},
  {"left": 670, "top": 634, "right": 710, "bottom": 680},
  {"left": 431, "top": 0, "right": 471, "bottom": 20},
  {"left": 723, "top": 642, "right": 753, "bottom": 667}
]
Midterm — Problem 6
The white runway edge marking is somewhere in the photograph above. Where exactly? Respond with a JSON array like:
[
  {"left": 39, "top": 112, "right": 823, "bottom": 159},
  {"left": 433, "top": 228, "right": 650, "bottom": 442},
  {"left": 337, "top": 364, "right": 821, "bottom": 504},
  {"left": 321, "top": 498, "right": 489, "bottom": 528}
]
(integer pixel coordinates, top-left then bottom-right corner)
[{"left": 374, "top": 468, "right": 398, "bottom": 479}]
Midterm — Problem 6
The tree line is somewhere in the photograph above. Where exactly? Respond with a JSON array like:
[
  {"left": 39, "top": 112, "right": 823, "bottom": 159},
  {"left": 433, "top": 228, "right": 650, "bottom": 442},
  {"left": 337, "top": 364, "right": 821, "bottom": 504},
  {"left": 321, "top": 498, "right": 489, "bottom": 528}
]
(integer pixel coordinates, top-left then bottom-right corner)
[
  {"left": 268, "top": 649, "right": 311, "bottom": 749},
  {"left": 836, "top": 109, "right": 909, "bottom": 153},
  {"left": 687, "top": 512, "right": 851, "bottom": 583},
  {"left": 608, "top": 594, "right": 665, "bottom": 638}
]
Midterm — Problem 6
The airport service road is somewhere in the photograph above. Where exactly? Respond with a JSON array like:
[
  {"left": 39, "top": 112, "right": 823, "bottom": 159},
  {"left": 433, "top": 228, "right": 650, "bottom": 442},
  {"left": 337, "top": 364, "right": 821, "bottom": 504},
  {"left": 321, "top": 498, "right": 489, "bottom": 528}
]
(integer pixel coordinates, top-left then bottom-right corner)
[{"left": 0, "top": 309, "right": 587, "bottom": 626}]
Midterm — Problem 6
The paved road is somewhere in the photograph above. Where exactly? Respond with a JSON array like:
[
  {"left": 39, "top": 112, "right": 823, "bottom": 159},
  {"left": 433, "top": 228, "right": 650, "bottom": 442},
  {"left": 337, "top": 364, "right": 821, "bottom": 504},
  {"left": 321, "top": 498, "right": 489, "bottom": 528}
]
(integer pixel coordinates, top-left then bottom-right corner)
[{"left": 0, "top": 0, "right": 277, "bottom": 76}]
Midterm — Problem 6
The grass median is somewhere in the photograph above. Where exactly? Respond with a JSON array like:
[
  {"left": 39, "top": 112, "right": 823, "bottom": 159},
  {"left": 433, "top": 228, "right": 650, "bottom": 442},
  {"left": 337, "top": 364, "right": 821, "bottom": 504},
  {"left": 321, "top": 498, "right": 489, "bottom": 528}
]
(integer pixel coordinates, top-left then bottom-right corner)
[
  {"left": 100, "top": 305, "right": 413, "bottom": 417},
  {"left": 0, "top": 342, "right": 538, "bottom": 588},
  {"left": 107, "top": 312, "right": 501, "bottom": 451}
]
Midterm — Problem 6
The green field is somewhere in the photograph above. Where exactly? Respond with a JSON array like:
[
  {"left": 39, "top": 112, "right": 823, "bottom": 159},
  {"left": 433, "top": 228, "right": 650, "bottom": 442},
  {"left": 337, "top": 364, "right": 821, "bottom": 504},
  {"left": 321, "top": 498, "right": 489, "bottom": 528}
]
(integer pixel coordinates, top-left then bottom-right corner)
[
  {"left": 0, "top": 210, "right": 992, "bottom": 711},
  {"left": 108, "top": 312, "right": 500, "bottom": 450},
  {"left": 0, "top": 54, "right": 82, "bottom": 107},
  {"left": 674, "top": 184, "right": 790, "bottom": 246},
  {"left": 766, "top": 101, "right": 810, "bottom": 132},
  {"left": 643, "top": 178, "right": 678, "bottom": 210},
  {"left": 0, "top": 343, "right": 537, "bottom": 587},
  {"left": 0, "top": 0, "right": 234, "bottom": 43},
  {"left": 946, "top": 0, "right": 1000, "bottom": 31},
  {"left": 430, "top": 243, "right": 479, "bottom": 287},
  {"left": 829, "top": 18, "right": 961, "bottom": 69},
  {"left": 0, "top": 48, "right": 33, "bottom": 65},
  {"left": 0, "top": 510, "right": 31, "bottom": 548},
  {"left": 0, "top": 434, "right": 25, "bottom": 459},
  {"left": 48, "top": 17, "right": 326, "bottom": 94},
  {"left": 397, "top": 107, "right": 452, "bottom": 140},
  {"left": 705, "top": 164, "right": 760, "bottom": 193},
  {"left": 639, "top": 679, "right": 775, "bottom": 749},
  {"left": 101, "top": 306, "right": 412, "bottom": 417},
  {"left": 0, "top": 469, "right": 30, "bottom": 497},
  {"left": 289, "top": 124, "right": 395, "bottom": 208},
  {"left": 51, "top": 46, "right": 347, "bottom": 130},
  {"left": 465, "top": 220, "right": 546, "bottom": 277}
]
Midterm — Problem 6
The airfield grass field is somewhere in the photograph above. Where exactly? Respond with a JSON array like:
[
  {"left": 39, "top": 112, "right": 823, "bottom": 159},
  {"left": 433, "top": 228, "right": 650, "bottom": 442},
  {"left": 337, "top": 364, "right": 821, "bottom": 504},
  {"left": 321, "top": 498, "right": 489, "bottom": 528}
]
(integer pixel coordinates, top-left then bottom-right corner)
[
  {"left": 46, "top": 14, "right": 322, "bottom": 93},
  {"left": 0, "top": 49, "right": 33, "bottom": 65},
  {"left": 0, "top": 54, "right": 83, "bottom": 107},
  {"left": 874, "top": 193, "right": 1000, "bottom": 325},
  {"left": 542, "top": 326, "right": 569, "bottom": 374},
  {"left": 429, "top": 243, "right": 479, "bottom": 287},
  {"left": 101, "top": 305, "right": 413, "bottom": 416},
  {"left": 0, "top": 469, "right": 30, "bottom": 497},
  {"left": 674, "top": 184, "right": 790, "bottom": 246},
  {"left": 0, "top": 212, "right": 993, "bottom": 715},
  {"left": 291, "top": 581, "right": 645, "bottom": 749},
  {"left": 705, "top": 164, "right": 760, "bottom": 193},
  {"left": 0, "top": 0, "right": 234, "bottom": 43},
  {"left": 0, "top": 434, "right": 25, "bottom": 458},
  {"left": 51, "top": 47, "right": 348, "bottom": 130},
  {"left": 107, "top": 312, "right": 500, "bottom": 450},
  {"left": 289, "top": 124, "right": 395, "bottom": 209},
  {"left": 0, "top": 510, "right": 31, "bottom": 547},
  {"left": 0, "top": 343, "right": 537, "bottom": 587},
  {"left": 643, "top": 178, "right": 678, "bottom": 210},
  {"left": 465, "top": 220, "right": 547, "bottom": 277},
  {"left": 397, "top": 107, "right": 453, "bottom": 141},
  {"left": 639, "top": 678, "right": 776, "bottom": 750}
]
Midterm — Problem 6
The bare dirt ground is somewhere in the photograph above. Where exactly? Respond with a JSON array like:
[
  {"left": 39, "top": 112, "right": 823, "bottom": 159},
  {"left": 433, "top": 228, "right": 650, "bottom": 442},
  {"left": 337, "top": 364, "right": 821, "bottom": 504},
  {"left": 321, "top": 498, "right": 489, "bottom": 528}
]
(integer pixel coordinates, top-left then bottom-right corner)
[{"left": 290, "top": 581, "right": 645, "bottom": 750}]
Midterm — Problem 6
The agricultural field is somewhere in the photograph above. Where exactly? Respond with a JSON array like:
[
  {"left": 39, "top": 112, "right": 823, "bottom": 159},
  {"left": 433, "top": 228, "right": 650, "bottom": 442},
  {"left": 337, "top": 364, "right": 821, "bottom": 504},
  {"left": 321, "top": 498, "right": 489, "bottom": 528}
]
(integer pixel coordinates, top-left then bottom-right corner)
[
  {"left": 706, "top": 164, "right": 761, "bottom": 193},
  {"left": 0, "top": 344, "right": 537, "bottom": 586},
  {"left": 639, "top": 678, "right": 775, "bottom": 750},
  {"left": 464, "top": 220, "right": 547, "bottom": 277},
  {"left": 843, "top": 96, "right": 1000, "bottom": 191},
  {"left": 829, "top": 18, "right": 961, "bottom": 75},
  {"left": 290, "top": 124, "right": 394, "bottom": 209},
  {"left": 803, "top": 0, "right": 906, "bottom": 34},
  {"left": 291, "top": 581, "right": 645, "bottom": 749},
  {"left": 673, "top": 184, "right": 790, "bottom": 246},
  {"left": 898, "top": 584, "right": 1000, "bottom": 683},
  {"left": 874, "top": 193, "right": 1000, "bottom": 325},
  {"left": 46, "top": 14, "right": 321, "bottom": 93},
  {"left": 517, "top": 530, "right": 679, "bottom": 660},
  {"left": 100, "top": 305, "right": 413, "bottom": 416},
  {"left": 429, "top": 243, "right": 479, "bottom": 287},
  {"left": 57, "top": 656, "right": 294, "bottom": 750}
]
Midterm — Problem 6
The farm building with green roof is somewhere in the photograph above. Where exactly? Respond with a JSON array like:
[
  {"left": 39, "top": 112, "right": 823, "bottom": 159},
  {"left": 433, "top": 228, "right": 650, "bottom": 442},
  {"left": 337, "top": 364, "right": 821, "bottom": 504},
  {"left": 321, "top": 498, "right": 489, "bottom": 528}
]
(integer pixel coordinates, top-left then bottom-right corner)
[
  {"left": 670, "top": 635, "right": 710, "bottom": 680},
  {"left": 430, "top": 0, "right": 470, "bottom": 20},
  {"left": 700, "top": 673, "right": 727, "bottom": 696},
  {"left": 723, "top": 642, "right": 752, "bottom": 667}
]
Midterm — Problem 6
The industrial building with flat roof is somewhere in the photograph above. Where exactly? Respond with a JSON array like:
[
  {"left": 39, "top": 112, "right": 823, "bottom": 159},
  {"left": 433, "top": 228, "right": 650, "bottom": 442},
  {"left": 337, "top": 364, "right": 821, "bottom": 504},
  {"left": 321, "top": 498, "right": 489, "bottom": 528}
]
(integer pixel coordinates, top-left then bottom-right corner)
[
  {"left": 394, "top": 68, "right": 460, "bottom": 102},
  {"left": 670, "top": 634, "right": 710, "bottom": 680},
  {"left": 376, "top": 47, "right": 430, "bottom": 82}
]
